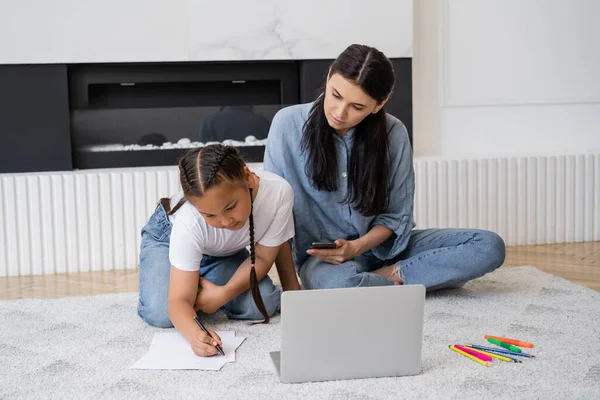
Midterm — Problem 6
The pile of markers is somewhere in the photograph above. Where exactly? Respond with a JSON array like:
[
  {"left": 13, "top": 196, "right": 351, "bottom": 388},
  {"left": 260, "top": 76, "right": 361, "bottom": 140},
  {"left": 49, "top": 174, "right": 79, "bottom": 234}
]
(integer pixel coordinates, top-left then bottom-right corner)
[{"left": 449, "top": 335, "right": 535, "bottom": 367}]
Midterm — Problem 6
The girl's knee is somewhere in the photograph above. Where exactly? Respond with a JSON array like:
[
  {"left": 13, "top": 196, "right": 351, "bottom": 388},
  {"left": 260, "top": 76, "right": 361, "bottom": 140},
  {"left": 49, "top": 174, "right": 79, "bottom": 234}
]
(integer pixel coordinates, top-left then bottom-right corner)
[
  {"left": 258, "top": 280, "right": 281, "bottom": 317},
  {"left": 137, "top": 295, "right": 172, "bottom": 328},
  {"left": 228, "top": 279, "right": 281, "bottom": 320}
]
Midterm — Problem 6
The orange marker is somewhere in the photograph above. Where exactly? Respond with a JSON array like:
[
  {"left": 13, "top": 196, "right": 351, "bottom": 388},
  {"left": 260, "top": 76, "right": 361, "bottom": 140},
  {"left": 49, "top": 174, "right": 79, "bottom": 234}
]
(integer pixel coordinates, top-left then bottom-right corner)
[{"left": 484, "top": 335, "right": 534, "bottom": 348}]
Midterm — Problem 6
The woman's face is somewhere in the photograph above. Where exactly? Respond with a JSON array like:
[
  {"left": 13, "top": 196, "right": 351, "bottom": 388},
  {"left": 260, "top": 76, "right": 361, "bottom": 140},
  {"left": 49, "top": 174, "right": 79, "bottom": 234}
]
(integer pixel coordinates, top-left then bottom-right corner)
[{"left": 323, "top": 73, "right": 388, "bottom": 136}]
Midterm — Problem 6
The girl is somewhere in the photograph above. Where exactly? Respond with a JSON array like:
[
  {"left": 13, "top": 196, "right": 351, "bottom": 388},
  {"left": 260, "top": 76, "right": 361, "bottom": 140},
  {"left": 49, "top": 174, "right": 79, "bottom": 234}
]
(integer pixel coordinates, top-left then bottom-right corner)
[
  {"left": 138, "top": 144, "right": 301, "bottom": 357},
  {"left": 265, "top": 44, "right": 506, "bottom": 291}
]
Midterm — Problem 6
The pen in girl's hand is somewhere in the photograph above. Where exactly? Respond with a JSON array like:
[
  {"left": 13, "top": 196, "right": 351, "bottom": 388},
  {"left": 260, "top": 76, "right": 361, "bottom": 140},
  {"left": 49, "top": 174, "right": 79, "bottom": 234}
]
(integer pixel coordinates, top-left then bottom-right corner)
[{"left": 193, "top": 316, "right": 225, "bottom": 356}]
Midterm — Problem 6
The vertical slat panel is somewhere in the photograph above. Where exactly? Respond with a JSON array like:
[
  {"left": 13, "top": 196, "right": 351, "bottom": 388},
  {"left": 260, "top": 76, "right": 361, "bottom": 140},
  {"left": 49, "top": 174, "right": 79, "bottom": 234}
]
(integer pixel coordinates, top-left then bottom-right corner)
[
  {"left": 110, "top": 173, "right": 125, "bottom": 270},
  {"left": 448, "top": 160, "right": 458, "bottom": 228},
  {"left": 564, "top": 155, "right": 575, "bottom": 242},
  {"left": 86, "top": 174, "right": 102, "bottom": 271},
  {"left": 145, "top": 171, "right": 158, "bottom": 217},
  {"left": 536, "top": 157, "right": 547, "bottom": 245},
  {"left": 25, "top": 175, "right": 44, "bottom": 275},
  {"left": 506, "top": 158, "right": 517, "bottom": 246},
  {"left": 123, "top": 172, "right": 138, "bottom": 270},
  {"left": 99, "top": 173, "right": 113, "bottom": 271},
  {"left": 415, "top": 161, "right": 427, "bottom": 228},
  {"left": 134, "top": 171, "right": 147, "bottom": 258},
  {"left": 516, "top": 158, "right": 527, "bottom": 245},
  {"left": 64, "top": 175, "right": 78, "bottom": 274},
  {"left": 412, "top": 162, "right": 420, "bottom": 227},
  {"left": 526, "top": 157, "right": 537, "bottom": 245},
  {"left": 574, "top": 155, "right": 585, "bottom": 242},
  {"left": 15, "top": 177, "right": 30, "bottom": 276},
  {"left": 26, "top": 176, "right": 43, "bottom": 275},
  {"left": 4, "top": 154, "right": 600, "bottom": 277},
  {"left": 75, "top": 174, "right": 89, "bottom": 272},
  {"left": 51, "top": 175, "right": 67, "bottom": 274},
  {"left": 1, "top": 177, "right": 18, "bottom": 276},
  {"left": 437, "top": 160, "right": 448, "bottom": 228},
  {"left": 583, "top": 154, "right": 594, "bottom": 241},
  {"left": 555, "top": 156, "right": 566, "bottom": 243},
  {"left": 168, "top": 169, "right": 180, "bottom": 194},
  {"left": 595, "top": 154, "right": 600, "bottom": 241},
  {"left": 427, "top": 161, "right": 437, "bottom": 227},
  {"left": 0, "top": 178, "right": 8, "bottom": 276},
  {"left": 467, "top": 159, "right": 477, "bottom": 228},
  {"left": 457, "top": 160, "right": 468, "bottom": 228},
  {"left": 39, "top": 175, "right": 56, "bottom": 275},
  {"left": 487, "top": 159, "right": 498, "bottom": 235},
  {"left": 477, "top": 159, "right": 487, "bottom": 230},
  {"left": 497, "top": 158, "right": 508, "bottom": 242},
  {"left": 546, "top": 157, "right": 557, "bottom": 244},
  {"left": 157, "top": 170, "right": 169, "bottom": 200}
]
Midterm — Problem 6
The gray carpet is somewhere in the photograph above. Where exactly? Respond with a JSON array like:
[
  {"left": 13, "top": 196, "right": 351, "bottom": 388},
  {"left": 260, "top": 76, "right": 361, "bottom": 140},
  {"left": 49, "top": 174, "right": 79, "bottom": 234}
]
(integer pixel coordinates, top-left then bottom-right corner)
[{"left": 1, "top": 267, "right": 599, "bottom": 400}]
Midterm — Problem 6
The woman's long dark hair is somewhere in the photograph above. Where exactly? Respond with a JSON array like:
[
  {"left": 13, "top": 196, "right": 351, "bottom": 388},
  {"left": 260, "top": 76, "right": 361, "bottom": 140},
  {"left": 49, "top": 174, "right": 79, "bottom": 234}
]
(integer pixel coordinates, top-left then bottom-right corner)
[{"left": 301, "top": 44, "right": 395, "bottom": 216}]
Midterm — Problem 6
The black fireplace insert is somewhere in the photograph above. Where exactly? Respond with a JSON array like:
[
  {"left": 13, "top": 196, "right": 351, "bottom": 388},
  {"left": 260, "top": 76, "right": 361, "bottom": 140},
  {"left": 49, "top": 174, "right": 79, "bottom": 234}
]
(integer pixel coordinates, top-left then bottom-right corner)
[{"left": 0, "top": 59, "right": 412, "bottom": 173}]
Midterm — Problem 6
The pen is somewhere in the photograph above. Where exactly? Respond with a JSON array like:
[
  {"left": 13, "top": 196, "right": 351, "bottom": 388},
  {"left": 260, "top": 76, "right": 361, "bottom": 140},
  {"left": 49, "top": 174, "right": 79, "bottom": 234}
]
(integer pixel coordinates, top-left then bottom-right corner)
[
  {"left": 465, "top": 344, "right": 535, "bottom": 358},
  {"left": 193, "top": 316, "right": 225, "bottom": 356}
]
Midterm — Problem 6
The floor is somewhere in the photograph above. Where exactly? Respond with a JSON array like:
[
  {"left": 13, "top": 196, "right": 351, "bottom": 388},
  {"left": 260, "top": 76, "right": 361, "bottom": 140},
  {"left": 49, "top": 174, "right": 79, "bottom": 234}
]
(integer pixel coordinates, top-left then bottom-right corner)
[{"left": 1, "top": 242, "right": 599, "bottom": 300}]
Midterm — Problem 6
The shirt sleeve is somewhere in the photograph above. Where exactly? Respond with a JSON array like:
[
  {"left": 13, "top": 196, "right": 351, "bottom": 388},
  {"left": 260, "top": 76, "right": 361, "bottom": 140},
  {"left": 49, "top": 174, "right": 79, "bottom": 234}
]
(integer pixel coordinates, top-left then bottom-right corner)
[
  {"left": 169, "top": 217, "right": 204, "bottom": 272},
  {"left": 369, "top": 122, "right": 415, "bottom": 261},
  {"left": 263, "top": 110, "right": 286, "bottom": 178},
  {"left": 258, "top": 183, "right": 295, "bottom": 247}
]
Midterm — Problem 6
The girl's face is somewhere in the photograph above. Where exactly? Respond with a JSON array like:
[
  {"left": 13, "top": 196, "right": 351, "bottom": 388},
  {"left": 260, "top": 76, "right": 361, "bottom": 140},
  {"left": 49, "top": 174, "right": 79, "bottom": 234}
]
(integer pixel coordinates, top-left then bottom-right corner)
[
  {"left": 323, "top": 72, "right": 388, "bottom": 136},
  {"left": 189, "top": 167, "right": 254, "bottom": 231}
]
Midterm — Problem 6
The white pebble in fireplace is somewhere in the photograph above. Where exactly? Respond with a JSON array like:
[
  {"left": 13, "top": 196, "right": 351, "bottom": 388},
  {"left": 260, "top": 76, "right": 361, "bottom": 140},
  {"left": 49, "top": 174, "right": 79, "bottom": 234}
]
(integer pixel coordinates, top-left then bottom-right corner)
[{"left": 82, "top": 136, "right": 267, "bottom": 152}]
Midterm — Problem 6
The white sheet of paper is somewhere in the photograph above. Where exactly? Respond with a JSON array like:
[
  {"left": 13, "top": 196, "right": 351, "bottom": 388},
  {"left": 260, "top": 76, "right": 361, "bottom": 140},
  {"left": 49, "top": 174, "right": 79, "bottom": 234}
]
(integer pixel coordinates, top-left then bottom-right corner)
[{"left": 131, "top": 331, "right": 246, "bottom": 370}]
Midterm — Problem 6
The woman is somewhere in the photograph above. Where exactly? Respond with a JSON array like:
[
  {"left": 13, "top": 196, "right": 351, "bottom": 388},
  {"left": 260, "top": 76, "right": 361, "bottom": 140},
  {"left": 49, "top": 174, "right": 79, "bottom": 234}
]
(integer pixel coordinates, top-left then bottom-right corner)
[{"left": 264, "top": 44, "right": 505, "bottom": 291}]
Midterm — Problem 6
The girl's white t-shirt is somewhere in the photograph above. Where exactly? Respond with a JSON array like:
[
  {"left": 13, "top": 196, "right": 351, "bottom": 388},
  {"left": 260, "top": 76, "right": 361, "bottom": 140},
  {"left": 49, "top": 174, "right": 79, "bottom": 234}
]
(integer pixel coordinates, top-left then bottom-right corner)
[{"left": 168, "top": 170, "right": 295, "bottom": 272}]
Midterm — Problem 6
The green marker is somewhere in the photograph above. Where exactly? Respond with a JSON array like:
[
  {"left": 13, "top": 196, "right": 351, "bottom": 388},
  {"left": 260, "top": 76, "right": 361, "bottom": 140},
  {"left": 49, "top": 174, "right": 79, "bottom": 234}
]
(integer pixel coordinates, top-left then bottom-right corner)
[{"left": 487, "top": 337, "right": 522, "bottom": 353}]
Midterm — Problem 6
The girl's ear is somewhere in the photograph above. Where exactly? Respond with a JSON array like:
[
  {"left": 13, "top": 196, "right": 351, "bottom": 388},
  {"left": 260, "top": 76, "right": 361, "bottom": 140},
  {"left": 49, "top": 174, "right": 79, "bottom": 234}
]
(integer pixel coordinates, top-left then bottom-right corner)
[{"left": 243, "top": 166, "right": 253, "bottom": 185}]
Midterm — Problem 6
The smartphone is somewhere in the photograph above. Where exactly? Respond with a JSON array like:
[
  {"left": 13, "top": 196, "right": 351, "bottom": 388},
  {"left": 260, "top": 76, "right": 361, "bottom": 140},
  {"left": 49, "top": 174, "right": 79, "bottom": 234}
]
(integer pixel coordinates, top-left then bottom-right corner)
[{"left": 311, "top": 242, "right": 337, "bottom": 249}]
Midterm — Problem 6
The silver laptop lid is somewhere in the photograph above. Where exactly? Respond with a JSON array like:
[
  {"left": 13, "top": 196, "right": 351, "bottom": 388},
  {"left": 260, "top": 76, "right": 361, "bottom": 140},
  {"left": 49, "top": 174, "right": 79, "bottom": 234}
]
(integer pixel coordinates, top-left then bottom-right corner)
[{"left": 279, "top": 284, "right": 425, "bottom": 383}]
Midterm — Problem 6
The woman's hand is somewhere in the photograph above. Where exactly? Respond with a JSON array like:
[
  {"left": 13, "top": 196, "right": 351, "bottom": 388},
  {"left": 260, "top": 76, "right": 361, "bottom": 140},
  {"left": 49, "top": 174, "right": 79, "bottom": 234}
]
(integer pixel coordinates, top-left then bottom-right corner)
[
  {"left": 190, "top": 328, "right": 223, "bottom": 357},
  {"left": 306, "top": 239, "right": 361, "bottom": 265},
  {"left": 194, "top": 278, "right": 230, "bottom": 314}
]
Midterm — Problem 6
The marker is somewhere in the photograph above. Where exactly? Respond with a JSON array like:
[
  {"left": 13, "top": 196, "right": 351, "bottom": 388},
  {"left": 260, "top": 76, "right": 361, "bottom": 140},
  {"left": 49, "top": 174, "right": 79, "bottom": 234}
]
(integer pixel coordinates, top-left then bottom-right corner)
[
  {"left": 487, "top": 337, "right": 522, "bottom": 352},
  {"left": 484, "top": 335, "right": 533, "bottom": 348},
  {"left": 454, "top": 345, "right": 492, "bottom": 361}
]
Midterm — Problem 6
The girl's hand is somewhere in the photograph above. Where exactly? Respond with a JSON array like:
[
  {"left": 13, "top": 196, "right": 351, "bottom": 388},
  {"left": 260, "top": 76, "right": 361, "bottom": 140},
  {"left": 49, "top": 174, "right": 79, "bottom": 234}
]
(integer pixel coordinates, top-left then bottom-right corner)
[
  {"left": 190, "top": 328, "right": 223, "bottom": 357},
  {"left": 194, "top": 278, "right": 230, "bottom": 314},
  {"left": 306, "top": 239, "right": 360, "bottom": 265}
]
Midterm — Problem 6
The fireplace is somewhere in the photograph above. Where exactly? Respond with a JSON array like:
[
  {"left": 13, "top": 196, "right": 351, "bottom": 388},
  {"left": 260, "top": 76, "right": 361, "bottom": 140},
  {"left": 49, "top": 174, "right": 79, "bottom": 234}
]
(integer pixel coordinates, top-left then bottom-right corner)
[{"left": 0, "top": 59, "right": 412, "bottom": 173}]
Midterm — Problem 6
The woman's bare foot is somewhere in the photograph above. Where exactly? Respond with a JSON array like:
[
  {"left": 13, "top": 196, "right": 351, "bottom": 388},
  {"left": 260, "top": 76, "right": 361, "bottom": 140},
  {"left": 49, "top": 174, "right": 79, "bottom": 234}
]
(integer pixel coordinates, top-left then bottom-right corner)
[{"left": 373, "top": 263, "right": 404, "bottom": 285}]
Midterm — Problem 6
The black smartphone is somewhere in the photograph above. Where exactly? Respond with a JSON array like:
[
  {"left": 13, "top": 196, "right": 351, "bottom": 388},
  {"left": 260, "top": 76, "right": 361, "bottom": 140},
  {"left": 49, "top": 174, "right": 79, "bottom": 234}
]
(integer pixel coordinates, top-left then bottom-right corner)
[{"left": 311, "top": 242, "right": 337, "bottom": 249}]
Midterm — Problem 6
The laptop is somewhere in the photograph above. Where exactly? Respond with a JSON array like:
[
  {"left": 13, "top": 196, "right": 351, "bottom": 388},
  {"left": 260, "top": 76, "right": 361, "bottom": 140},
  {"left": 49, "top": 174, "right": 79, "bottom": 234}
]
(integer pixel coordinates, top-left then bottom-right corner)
[{"left": 270, "top": 284, "right": 426, "bottom": 383}]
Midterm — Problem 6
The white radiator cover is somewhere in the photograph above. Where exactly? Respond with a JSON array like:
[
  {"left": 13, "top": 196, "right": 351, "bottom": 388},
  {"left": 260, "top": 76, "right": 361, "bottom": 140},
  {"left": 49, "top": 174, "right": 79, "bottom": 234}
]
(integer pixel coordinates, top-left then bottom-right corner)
[{"left": 1, "top": 154, "right": 599, "bottom": 277}]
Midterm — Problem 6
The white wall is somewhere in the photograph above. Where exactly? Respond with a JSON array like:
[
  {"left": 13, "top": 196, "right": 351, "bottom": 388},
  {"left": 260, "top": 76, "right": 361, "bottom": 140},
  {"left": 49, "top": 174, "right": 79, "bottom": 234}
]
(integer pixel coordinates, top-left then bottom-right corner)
[
  {"left": 413, "top": 0, "right": 600, "bottom": 158},
  {"left": 0, "top": 0, "right": 412, "bottom": 64}
]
